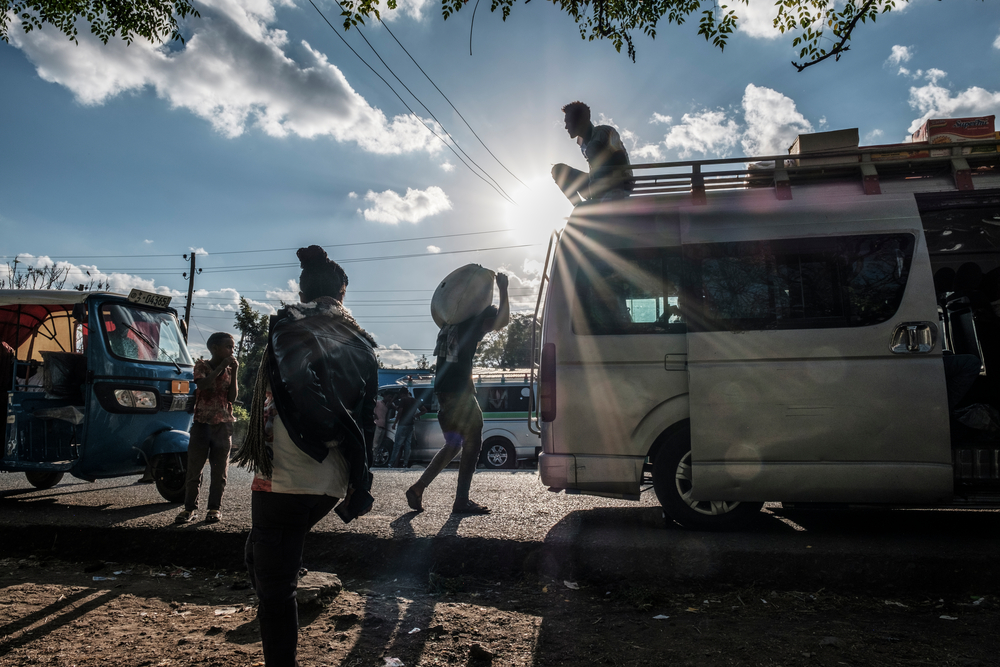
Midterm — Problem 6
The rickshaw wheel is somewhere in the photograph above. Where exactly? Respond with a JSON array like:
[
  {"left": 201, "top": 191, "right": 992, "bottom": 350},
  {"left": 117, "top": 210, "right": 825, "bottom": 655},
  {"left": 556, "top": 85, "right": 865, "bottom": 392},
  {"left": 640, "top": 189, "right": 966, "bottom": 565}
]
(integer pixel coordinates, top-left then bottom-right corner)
[
  {"left": 25, "top": 471, "right": 64, "bottom": 490},
  {"left": 152, "top": 453, "right": 187, "bottom": 503}
]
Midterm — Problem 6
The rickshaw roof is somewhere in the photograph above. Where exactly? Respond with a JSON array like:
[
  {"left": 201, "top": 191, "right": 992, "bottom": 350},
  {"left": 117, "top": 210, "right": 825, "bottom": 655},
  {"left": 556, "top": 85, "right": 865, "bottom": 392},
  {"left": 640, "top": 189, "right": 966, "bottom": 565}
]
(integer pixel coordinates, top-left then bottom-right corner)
[
  {"left": 0, "top": 290, "right": 124, "bottom": 350},
  {"left": 0, "top": 290, "right": 123, "bottom": 307}
]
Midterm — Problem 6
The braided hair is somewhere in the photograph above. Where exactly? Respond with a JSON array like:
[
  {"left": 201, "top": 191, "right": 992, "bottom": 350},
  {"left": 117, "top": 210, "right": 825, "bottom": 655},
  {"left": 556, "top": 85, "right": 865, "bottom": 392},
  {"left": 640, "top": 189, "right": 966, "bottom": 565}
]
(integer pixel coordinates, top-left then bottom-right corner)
[{"left": 297, "top": 245, "right": 348, "bottom": 302}]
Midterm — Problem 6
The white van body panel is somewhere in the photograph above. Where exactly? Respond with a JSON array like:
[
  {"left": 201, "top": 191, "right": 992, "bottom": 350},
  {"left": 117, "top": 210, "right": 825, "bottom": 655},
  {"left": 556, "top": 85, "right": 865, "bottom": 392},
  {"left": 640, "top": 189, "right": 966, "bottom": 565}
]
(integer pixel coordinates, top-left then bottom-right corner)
[
  {"left": 682, "top": 192, "right": 952, "bottom": 502},
  {"left": 539, "top": 184, "right": 953, "bottom": 503}
]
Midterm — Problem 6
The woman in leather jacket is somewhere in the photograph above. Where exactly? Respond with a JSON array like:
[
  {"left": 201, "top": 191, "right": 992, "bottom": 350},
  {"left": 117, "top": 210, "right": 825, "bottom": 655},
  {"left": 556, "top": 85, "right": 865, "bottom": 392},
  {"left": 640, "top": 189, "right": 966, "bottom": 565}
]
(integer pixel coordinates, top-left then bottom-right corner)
[{"left": 238, "top": 245, "right": 378, "bottom": 667}]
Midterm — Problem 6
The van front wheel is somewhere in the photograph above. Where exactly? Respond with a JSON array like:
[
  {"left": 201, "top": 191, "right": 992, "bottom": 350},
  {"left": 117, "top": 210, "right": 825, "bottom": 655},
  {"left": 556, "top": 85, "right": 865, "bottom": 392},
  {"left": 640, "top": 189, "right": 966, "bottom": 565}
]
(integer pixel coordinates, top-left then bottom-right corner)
[
  {"left": 652, "top": 428, "right": 762, "bottom": 530},
  {"left": 25, "top": 471, "right": 64, "bottom": 490}
]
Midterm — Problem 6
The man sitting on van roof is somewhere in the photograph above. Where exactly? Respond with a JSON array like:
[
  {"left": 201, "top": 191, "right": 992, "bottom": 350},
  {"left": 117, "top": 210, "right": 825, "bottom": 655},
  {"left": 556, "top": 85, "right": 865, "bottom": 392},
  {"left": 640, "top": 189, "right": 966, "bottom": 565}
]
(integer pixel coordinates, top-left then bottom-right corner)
[{"left": 551, "top": 101, "right": 634, "bottom": 204}]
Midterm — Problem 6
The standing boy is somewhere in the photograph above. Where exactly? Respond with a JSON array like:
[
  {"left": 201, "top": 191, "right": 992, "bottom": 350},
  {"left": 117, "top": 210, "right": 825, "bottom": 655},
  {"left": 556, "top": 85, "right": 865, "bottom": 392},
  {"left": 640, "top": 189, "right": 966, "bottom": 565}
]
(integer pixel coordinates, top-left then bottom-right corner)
[
  {"left": 405, "top": 273, "right": 509, "bottom": 514},
  {"left": 176, "top": 332, "right": 238, "bottom": 524}
]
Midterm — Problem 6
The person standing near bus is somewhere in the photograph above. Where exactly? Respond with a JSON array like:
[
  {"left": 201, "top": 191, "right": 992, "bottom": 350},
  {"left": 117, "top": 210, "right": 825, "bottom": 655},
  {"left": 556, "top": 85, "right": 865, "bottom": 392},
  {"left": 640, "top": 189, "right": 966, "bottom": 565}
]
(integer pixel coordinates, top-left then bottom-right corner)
[
  {"left": 405, "top": 273, "right": 509, "bottom": 514},
  {"left": 176, "top": 331, "right": 238, "bottom": 524}
]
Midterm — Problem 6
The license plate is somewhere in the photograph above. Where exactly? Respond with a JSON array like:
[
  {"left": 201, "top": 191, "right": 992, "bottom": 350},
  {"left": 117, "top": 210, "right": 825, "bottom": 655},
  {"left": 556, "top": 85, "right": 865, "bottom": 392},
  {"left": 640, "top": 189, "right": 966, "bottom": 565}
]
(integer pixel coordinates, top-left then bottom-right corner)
[
  {"left": 128, "top": 289, "right": 172, "bottom": 309},
  {"left": 169, "top": 395, "right": 191, "bottom": 411}
]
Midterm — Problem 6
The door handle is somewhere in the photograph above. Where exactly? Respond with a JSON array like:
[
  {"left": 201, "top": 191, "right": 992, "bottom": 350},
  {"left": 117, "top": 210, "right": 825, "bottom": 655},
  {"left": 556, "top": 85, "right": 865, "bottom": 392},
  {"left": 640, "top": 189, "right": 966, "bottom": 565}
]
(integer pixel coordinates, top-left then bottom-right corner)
[{"left": 890, "top": 322, "right": 937, "bottom": 354}]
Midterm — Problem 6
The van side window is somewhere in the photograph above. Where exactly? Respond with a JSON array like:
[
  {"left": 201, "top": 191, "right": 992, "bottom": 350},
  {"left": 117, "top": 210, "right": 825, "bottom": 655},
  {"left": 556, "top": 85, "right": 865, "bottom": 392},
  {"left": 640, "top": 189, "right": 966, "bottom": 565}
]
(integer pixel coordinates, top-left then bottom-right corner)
[
  {"left": 686, "top": 234, "right": 915, "bottom": 331},
  {"left": 574, "top": 248, "right": 686, "bottom": 335}
]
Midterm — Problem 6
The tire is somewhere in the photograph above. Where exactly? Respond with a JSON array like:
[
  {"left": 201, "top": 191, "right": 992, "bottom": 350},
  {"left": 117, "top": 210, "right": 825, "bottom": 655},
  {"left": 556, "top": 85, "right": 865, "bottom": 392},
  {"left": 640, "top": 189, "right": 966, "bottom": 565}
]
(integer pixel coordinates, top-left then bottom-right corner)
[
  {"left": 25, "top": 471, "right": 64, "bottom": 490},
  {"left": 480, "top": 437, "right": 517, "bottom": 470},
  {"left": 652, "top": 426, "right": 763, "bottom": 530},
  {"left": 151, "top": 453, "right": 187, "bottom": 503},
  {"left": 373, "top": 440, "right": 393, "bottom": 468}
]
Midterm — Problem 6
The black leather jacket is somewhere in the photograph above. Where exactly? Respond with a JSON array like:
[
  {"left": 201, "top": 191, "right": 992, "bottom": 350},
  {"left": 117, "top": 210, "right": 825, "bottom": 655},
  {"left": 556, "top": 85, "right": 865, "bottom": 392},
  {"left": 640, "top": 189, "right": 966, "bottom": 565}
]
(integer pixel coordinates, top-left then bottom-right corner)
[{"left": 267, "top": 297, "right": 378, "bottom": 491}]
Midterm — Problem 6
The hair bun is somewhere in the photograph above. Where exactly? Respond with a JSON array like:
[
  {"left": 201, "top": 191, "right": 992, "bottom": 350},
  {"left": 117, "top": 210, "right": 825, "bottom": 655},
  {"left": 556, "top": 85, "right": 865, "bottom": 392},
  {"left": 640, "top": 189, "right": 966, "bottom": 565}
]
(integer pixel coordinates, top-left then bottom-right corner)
[{"left": 297, "top": 245, "right": 329, "bottom": 268}]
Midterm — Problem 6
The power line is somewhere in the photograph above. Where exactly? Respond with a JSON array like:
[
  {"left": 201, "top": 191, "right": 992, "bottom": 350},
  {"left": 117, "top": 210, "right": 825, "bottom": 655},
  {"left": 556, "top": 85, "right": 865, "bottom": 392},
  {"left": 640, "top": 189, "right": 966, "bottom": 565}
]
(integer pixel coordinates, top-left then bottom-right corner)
[
  {"left": 344, "top": 17, "right": 515, "bottom": 201},
  {"left": 198, "top": 243, "right": 539, "bottom": 274},
  {"left": 306, "top": 0, "right": 515, "bottom": 205},
  {"left": 30, "top": 229, "right": 511, "bottom": 260},
  {"left": 378, "top": 19, "right": 527, "bottom": 189}
]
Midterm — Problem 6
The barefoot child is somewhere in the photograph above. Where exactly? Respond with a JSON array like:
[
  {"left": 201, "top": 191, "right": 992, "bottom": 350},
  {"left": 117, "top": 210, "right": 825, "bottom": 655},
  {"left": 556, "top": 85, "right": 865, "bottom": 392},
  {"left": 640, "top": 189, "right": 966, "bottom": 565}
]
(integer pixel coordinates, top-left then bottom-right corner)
[{"left": 176, "top": 332, "right": 239, "bottom": 524}]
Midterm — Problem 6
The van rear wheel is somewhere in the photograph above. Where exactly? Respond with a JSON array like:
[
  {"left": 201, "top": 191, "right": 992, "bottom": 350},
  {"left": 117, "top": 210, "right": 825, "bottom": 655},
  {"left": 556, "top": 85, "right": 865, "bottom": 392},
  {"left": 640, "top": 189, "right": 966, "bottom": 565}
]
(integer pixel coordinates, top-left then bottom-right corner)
[
  {"left": 25, "top": 471, "right": 64, "bottom": 490},
  {"left": 480, "top": 437, "right": 517, "bottom": 469},
  {"left": 652, "top": 427, "right": 762, "bottom": 530}
]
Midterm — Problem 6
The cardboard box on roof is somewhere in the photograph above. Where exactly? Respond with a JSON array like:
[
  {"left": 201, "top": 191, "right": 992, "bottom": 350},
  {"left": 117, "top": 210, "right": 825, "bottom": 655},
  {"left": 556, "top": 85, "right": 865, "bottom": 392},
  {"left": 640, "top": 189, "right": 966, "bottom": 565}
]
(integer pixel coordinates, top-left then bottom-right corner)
[
  {"left": 911, "top": 115, "right": 997, "bottom": 156},
  {"left": 788, "top": 128, "right": 859, "bottom": 166}
]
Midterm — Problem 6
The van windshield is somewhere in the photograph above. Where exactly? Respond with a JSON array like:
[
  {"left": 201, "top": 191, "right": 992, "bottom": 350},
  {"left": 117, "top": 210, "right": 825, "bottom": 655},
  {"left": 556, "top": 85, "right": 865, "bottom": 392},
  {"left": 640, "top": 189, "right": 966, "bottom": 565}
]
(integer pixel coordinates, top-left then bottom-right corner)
[{"left": 100, "top": 304, "right": 194, "bottom": 366}]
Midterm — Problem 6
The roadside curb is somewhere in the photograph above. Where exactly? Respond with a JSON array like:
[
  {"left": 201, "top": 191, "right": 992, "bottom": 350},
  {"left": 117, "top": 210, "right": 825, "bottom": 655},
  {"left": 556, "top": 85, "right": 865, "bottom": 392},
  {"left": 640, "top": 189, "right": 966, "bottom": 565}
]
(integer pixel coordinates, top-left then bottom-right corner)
[{"left": 3, "top": 516, "right": 997, "bottom": 595}]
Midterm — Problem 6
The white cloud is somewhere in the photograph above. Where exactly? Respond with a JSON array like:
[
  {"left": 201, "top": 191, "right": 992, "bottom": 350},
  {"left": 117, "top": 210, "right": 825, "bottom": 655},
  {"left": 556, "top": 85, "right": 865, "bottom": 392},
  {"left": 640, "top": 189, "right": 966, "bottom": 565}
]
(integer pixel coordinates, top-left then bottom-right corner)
[
  {"left": 995, "top": 32, "right": 1000, "bottom": 49},
  {"left": 360, "top": 186, "right": 452, "bottom": 224},
  {"left": 887, "top": 45, "right": 913, "bottom": 66},
  {"left": 907, "top": 78, "right": 1000, "bottom": 134},
  {"left": 741, "top": 83, "right": 813, "bottom": 156},
  {"left": 898, "top": 66, "right": 911, "bottom": 77},
  {"left": 266, "top": 280, "right": 299, "bottom": 305},
  {"left": 925, "top": 68, "right": 947, "bottom": 85},
  {"left": 631, "top": 84, "right": 815, "bottom": 161},
  {"left": 384, "top": 0, "right": 434, "bottom": 22},
  {"left": 736, "top": 1, "right": 782, "bottom": 39},
  {"left": 348, "top": 192, "right": 358, "bottom": 199},
  {"left": 864, "top": 129, "right": 885, "bottom": 144},
  {"left": 440, "top": 161, "right": 455, "bottom": 172},
  {"left": 426, "top": 245, "right": 441, "bottom": 253},
  {"left": 8, "top": 0, "right": 442, "bottom": 155},
  {"left": 650, "top": 113, "right": 673, "bottom": 125},
  {"left": 144, "top": 239, "right": 154, "bottom": 244},
  {"left": 631, "top": 144, "right": 665, "bottom": 161},
  {"left": 662, "top": 109, "right": 741, "bottom": 158},
  {"left": 377, "top": 344, "right": 418, "bottom": 368}
]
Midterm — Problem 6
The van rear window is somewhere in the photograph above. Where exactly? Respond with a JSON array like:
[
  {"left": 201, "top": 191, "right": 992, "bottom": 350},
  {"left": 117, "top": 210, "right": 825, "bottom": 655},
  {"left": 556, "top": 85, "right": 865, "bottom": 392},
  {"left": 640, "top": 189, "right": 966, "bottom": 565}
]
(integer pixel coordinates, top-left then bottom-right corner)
[{"left": 573, "top": 234, "right": 914, "bottom": 334}]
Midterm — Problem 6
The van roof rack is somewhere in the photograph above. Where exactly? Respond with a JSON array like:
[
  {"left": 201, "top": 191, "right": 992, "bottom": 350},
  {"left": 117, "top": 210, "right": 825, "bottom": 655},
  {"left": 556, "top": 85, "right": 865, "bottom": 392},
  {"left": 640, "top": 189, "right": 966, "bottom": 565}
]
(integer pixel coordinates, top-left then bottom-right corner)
[
  {"left": 395, "top": 369, "right": 533, "bottom": 387},
  {"left": 620, "top": 136, "right": 1000, "bottom": 203}
]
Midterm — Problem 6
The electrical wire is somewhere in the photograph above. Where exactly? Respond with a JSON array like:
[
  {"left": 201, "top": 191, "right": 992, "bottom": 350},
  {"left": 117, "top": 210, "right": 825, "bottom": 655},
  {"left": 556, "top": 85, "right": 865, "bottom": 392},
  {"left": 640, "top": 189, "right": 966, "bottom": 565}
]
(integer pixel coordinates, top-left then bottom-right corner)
[
  {"left": 29, "top": 229, "right": 512, "bottom": 260},
  {"left": 306, "top": 0, "right": 516, "bottom": 205},
  {"left": 197, "top": 243, "right": 538, "bottom": 273},
  {"left": 342, "top": 14, "right": 515, "bottom": 202},
  {"left": 377, "top": 13, "right": 528, "bottom": 188}
]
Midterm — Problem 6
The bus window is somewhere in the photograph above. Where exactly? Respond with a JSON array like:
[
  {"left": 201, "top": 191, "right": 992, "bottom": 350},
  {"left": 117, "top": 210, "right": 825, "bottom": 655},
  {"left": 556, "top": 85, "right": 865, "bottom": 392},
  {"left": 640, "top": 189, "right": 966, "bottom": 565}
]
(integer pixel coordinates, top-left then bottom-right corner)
[
  {"left": 574, "top": 248, "right": 686, "bottom": 335},
  {"left": 686, "top": 233, "right": 915, "bottom": 332}
]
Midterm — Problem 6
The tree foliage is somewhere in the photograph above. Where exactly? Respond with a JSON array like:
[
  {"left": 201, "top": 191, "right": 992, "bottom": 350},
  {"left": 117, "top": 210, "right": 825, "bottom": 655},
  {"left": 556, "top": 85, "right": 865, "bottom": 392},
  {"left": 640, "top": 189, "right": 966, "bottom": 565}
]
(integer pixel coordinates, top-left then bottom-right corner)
[
  {"left": 233, "top": 297, "right": 268, "bottom": 410},
  {"left": 0, "top": 256, "right": 110, "bottom": 291},
  {"left": 475, "top": 313, "right": 539, "bottom": 369},
  {"left": 1, "top": 0, "right": 200, "bottom": 46},
  {"left": 337, "top": 0, "right": 955, "bottom": 71}
]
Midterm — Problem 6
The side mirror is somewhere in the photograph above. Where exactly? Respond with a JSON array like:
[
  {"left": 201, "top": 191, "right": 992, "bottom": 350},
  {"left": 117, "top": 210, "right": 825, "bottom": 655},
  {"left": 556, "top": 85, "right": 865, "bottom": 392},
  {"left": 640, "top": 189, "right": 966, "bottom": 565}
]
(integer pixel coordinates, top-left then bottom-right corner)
[{"left": 71, "top": 303, "right": 87, "bottom": 323}]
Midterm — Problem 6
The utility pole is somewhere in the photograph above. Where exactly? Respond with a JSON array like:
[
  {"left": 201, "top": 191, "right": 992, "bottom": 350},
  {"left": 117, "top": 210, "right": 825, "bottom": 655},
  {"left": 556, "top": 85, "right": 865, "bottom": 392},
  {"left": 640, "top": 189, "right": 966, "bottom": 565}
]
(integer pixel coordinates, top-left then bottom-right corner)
[{"left": 182, "top": 252, "right": 201, "bottom": 342}]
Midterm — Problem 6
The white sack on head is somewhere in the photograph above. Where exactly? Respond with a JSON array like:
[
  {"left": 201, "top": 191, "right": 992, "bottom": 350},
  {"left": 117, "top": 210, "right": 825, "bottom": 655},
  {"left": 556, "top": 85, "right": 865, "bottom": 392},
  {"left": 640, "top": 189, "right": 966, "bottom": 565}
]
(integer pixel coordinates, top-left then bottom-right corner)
[{"left": 430, "top": 264, "right": 495, "bottom": 328}]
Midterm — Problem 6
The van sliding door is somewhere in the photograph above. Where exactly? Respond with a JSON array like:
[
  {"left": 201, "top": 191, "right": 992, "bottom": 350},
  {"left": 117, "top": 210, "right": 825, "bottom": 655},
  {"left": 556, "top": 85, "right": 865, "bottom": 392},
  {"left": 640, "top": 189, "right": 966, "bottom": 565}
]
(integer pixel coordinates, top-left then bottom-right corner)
[{"left": 681, "top": 193, "right": 952, "bottom": 504}]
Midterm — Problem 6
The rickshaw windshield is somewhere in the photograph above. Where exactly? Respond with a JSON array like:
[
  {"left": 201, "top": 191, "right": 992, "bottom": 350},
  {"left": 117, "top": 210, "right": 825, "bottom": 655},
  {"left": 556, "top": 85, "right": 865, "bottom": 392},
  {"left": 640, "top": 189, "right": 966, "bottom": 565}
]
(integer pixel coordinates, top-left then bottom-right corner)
[{"left": 100, "top": 304, "right": 194, "bottom": 366}]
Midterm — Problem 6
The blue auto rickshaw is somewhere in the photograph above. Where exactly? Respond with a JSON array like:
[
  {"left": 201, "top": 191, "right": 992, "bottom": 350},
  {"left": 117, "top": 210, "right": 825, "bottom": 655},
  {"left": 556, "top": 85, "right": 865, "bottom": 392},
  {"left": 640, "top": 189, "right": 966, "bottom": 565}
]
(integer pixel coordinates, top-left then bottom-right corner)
[{"left": 1, "top": 289, "right": 196, "bottom": 502}]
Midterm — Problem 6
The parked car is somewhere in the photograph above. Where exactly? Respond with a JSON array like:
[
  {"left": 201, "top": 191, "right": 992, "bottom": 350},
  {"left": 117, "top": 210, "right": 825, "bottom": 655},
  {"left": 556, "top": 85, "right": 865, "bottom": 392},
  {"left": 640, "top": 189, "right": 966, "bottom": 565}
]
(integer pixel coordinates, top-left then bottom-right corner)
[{"left": 374, "top": 372, "right": 539, "bottom": 469}]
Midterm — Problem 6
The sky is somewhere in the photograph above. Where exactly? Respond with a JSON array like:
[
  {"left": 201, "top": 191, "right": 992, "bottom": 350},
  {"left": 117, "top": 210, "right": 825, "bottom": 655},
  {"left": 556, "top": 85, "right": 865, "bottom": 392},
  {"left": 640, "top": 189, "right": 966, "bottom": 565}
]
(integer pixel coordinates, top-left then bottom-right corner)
[{"left": 2, "top": 0, "right": 999, "bottom": 364}]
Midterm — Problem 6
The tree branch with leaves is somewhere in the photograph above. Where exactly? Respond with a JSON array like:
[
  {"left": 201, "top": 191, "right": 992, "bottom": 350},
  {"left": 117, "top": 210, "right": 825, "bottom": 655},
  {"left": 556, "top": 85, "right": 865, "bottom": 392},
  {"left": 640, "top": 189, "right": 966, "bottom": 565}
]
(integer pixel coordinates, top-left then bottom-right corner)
[
  {"left": 1, "top": 0, "right": 200, "bottom": 45},
  {"left": 337, "top": 0, "right": 970, "bottom": 71}
]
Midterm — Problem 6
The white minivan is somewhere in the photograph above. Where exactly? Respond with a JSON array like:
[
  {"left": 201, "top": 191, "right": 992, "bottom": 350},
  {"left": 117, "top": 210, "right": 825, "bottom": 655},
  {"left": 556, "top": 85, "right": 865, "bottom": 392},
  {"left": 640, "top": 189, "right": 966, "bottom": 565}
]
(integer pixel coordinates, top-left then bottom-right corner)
[
  {"left": 377, "top": 372, "right": 540, "bottom": 469},
  {"left": 535, "top": 129, "right": 1000, "bottom": 528}
]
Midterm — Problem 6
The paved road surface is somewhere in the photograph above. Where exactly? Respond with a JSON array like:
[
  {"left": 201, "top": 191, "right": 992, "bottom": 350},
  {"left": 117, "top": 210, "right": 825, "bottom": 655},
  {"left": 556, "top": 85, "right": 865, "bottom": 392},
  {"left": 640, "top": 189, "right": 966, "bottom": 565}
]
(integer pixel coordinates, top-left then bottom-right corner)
[{"left": 3, "top": 466, "right": 1000, "bottom": 592}]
